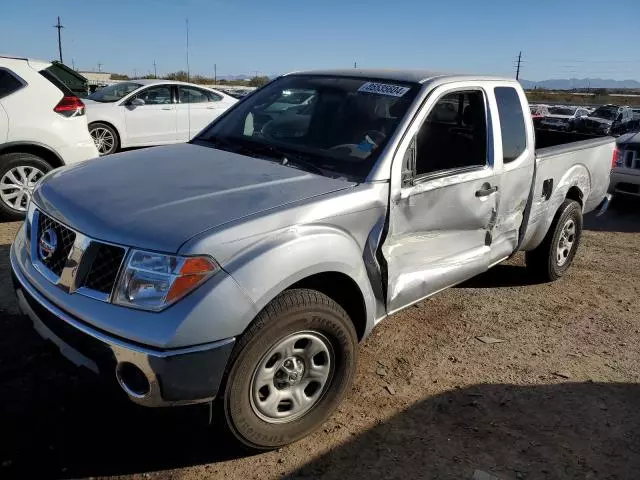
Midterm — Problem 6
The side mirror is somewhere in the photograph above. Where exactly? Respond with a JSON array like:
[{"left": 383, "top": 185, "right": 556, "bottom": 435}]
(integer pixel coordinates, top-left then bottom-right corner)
[{"left": 129, "top": 98, "right": 145, "bottom": 107}]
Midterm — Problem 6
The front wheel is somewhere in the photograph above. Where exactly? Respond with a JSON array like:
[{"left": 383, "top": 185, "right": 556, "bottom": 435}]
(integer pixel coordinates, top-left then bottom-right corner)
[
  {"left": 525, "top": 199, "right": 583, "bottom": 281},
  {"left": 222, "top": 289, "right": 357, "bottom": 450}
]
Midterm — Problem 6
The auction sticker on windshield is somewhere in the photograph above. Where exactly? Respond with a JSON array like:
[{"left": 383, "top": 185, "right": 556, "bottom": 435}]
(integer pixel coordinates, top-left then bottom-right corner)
[{"left": 358, "top": 82, "right": 410, "bottom": 97}]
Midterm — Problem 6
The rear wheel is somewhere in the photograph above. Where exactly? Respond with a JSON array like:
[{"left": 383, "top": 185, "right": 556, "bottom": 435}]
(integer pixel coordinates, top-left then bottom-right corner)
[
  {"left": 89, "top": 122, "right": 119, "bottom": 156},
  {"left": 525, "top": 199, "right": 583, "bottom": 281},
  {"left": 221, "top": 289, "right": 357, "bottom": 450},
  {"left": 0, "top": 153, "right": 51, "bottom": 220}
]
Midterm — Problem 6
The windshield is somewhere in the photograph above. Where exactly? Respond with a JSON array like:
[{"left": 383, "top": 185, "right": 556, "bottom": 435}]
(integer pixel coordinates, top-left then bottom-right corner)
[
  {"left": 195, "top": 75, "right": 420, "bottom": 181},
  {"left": 88, "top": 82, "right": 142, "bottom": 102},
  {"left": 549, "top": 107, "right": 575, "bottom": 116},
  {"left": 589, "top": 107, "right": 618, "bottom": 120}
]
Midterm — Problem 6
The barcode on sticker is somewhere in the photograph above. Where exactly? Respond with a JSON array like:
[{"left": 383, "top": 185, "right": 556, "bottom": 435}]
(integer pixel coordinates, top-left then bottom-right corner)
[{"left": 358, "top": 82, "right": 410, "bottom": 97}]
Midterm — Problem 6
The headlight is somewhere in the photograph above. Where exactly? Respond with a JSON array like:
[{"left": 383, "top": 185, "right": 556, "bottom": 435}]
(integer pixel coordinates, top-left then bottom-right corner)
[{"left": 114, "top": 250, "right": 219, "bottom": 311}]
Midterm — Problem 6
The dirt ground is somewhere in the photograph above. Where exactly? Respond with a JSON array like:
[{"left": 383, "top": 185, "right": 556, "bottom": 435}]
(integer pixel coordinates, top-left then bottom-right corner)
[{"left": 0, "top": 200, "right": 639, "bottom": 480}]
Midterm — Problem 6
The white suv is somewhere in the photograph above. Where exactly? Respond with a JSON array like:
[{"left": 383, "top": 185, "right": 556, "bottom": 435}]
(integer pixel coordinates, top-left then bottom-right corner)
[{"left": 0, "top": 55, "right": 98, "bottom": 219}]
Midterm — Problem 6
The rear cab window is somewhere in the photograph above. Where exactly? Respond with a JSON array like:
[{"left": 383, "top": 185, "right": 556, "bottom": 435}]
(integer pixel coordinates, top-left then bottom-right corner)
[
  {"left": 494, "top": 87, "right": 527, "bottom": 163},
  {"left": 0, "top": 68, "right": 26, "bottom": 99}
]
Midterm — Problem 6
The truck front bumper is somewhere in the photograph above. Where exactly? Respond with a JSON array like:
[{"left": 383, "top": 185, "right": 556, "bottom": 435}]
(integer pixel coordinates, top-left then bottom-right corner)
[{"left": 11, "top": 247, "right": 235, "bottom": 407}]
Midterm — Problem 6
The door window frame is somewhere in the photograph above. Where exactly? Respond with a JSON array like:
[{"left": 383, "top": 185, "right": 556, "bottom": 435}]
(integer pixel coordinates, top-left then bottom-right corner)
[
  {"left": 406, "top": 88, "right": 492, "bottom": 185},
  {"left": 390, "top": 81, "right": 500, "bottom": 200},
  {"left": 119, "top": 84, "right": 177, "bottom": 106}
]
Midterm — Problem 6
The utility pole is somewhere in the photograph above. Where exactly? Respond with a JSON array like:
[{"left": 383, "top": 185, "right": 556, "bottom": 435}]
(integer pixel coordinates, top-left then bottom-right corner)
[
  {"left": 354, "top": 61, "right": 357, "bottom": 69},
  {"left": 133, "top": 68, "right": 137, "bottom": 79},
  {"left": 53, "top": 16, "right": 64, "bottom": 63},
  {"left": 153, "top": 60, "right": 157, "bottom": 78},
  {"left": 515, "top": 51, "right": 522, "bottom": 80},
  {"left": 185, "top": 18, "right": 190, "bottom": 82},
  {"left": 71, "top": 59, "right": 75, "bottom": 70},
  {"left": 214, "top": 63, "right": 217, "bottom": 84},
  {"left": 97, "top": 63, "right": 103, "bottom": 72}
]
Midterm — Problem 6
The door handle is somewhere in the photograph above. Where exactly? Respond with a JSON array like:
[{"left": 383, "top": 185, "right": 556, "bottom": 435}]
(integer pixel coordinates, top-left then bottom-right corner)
[
  {"left": 161, "top": 106, "right": 174, "bottom": 110},
  {"left": 475, "top": 184, "right": 499, "bottom": 197},
  {"left": 206, "top": 106, "right": 218, "bottom": 109}
]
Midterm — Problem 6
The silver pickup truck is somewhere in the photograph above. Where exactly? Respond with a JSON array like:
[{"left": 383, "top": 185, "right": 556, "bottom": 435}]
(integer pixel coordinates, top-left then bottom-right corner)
[{"left": 11, "top": 69, "right": 613, "bottom": 450}]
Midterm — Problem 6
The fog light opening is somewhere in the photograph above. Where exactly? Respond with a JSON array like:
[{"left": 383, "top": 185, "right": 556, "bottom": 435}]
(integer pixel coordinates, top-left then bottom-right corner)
[{"left": 116, "top": 362, "right": 150, "bottom": 398}]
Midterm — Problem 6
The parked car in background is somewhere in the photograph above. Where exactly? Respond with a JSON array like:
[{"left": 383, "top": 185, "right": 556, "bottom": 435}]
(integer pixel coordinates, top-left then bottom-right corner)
[
  {"left": 610, "top": 131, "right": 640, "bottom": 197},
  {"left": 539, "top": 105, "right": 589, "bottom": 131},
  {"left": 0, "top": 55, "right": 97, "bottom": 219},
  {"left": 85, "top": 80, "right": 237, "bottom": 155},
  {"left": 12, "top": 69, "right": 613, "bottom": 450},
  {"left": 530, "top": 104, "right": 550, "bottom": 127},
  {"left": 575, "top": 104, "right": 634, "bottom": 136}
]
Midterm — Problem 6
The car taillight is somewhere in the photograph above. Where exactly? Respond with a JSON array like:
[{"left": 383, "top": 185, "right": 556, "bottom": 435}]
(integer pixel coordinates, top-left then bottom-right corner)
[
  {"left": 612, "top": 146, "right": 621, "bottom": 168},
  {"left": 54, "top": 96, "right": 85, "bottom": 117}
]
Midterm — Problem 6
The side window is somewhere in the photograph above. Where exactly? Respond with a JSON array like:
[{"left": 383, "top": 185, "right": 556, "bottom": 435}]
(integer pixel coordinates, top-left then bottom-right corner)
[
  {"left": 0, "top": 69, "right": 25, "bottom": 99},
  {"left": 134, "top": 85, "right": 172, "bottom": 105},
  {"left": 413, "top": 90, "right": 487, "bottom": 177},
  {"left": 206, "top": 90, "right": 222, "bottom": 102},
  {"left": 179, "top": 86, "right": 209, "bottom": 104},
  {"left": 494, "top": 87, "right": 527, "bottom": 163}
]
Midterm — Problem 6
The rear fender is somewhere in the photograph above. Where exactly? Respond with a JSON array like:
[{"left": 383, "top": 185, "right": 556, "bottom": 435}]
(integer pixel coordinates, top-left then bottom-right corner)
[{"left": 521, "top": 163, "right": 589, "bottom": 251}]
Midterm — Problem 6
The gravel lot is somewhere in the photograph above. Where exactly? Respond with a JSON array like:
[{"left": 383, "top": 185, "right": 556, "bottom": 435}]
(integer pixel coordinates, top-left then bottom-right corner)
[{"left": 0, "top": 201, "right": 639, "bottom": 480}]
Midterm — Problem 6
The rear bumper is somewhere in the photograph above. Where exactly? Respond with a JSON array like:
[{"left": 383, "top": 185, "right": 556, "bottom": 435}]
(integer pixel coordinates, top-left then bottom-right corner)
[
  {"left": 609, "top": 170, "right": 640, "bottom": 197},
  {"left": 11, "top": 246, "right": 235, "bottom": 407},
  {"left": 56, "top": 140, "right": 99, "bottom": 165}
]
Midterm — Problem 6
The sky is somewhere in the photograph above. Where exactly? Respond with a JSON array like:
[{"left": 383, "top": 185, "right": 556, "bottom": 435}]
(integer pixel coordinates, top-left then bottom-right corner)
[{"left": 2, "top": 0, "right": 640, "bottom": 81}]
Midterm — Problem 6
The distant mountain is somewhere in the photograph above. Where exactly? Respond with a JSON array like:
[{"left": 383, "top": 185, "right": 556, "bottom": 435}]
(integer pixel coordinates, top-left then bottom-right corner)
[{"left": 520, "top": 78, "right": 640, "bottom": 90}]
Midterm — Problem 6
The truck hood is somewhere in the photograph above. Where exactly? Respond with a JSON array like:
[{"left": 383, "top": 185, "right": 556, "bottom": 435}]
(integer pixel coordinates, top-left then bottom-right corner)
[{"left": 33, "top": 143, "right": 356, "bottom": 252}]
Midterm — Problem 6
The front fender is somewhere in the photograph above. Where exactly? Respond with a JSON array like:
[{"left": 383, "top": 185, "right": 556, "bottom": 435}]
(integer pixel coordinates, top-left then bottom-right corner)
[{"left": 222, "top": 224, "right": 379, "bottom": 337}]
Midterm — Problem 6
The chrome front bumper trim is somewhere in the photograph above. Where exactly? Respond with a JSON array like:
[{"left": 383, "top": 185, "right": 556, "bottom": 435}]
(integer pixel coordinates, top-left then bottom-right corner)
[{"left": 12, "top": 248, "right": 234, "bottom": 407}]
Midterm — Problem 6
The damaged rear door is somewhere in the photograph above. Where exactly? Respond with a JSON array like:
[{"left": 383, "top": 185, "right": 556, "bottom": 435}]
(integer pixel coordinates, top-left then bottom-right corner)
[{"left": 382, "top": 83, "right": 501, "bottom": 313}]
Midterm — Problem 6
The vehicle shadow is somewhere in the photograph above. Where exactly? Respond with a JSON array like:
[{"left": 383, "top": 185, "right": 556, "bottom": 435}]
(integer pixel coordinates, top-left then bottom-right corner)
[
  {"left": 287, "top": 382, "right": 640, "bottom": 480},
  {"left": 584, "top": 197, "right": 640, "bottom": 233},
  {"left": 0, "top": 244, "right": 248, "bottom": 479}
]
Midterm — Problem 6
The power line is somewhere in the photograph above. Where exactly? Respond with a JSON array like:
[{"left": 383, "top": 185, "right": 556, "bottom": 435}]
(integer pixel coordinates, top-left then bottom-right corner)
[{"left": 53, "top": 16, "right": 64, "bottom": 63}]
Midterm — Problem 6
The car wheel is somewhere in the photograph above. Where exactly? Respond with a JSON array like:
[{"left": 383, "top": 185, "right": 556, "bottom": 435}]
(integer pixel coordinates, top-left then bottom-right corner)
[
  {"left": 525, "top": 199, "right": 583, "bottom": 281},
  {"left": 0, "top": 152, "right": 52, "bottom": 220},
  {"left": 221, "top": 288, "right": 358, "bottom": 450},
  {"left": 89, "top": 122, "right": 119, "bottom": 156}
]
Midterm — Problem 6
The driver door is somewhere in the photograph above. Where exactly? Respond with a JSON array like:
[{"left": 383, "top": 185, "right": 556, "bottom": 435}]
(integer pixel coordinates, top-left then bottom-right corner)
[
  {"left": 123, "top": 85, "right": 178, "bottom": 145},
  {"left": 382, "top": 85, "right": 500, "bottom": 313}
]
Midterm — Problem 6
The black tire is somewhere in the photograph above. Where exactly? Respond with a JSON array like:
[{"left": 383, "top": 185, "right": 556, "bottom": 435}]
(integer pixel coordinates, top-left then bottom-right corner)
[
  {"left": 525, "top": 199, "right": 583, "bottom": 281},
  {"left": 221, "top": 289, "right": 358, "bottom": 451},
  {"left": 0, "top": 152, "right": 52, "bottom": 220},
  {"left": 89, "top": 122, "right": 119, "bottom": 156}
]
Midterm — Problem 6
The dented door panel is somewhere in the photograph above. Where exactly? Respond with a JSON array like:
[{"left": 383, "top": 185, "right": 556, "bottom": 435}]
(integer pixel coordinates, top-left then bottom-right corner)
[{"left": 383, "top": 167, "right": 497, "bottom": 313}]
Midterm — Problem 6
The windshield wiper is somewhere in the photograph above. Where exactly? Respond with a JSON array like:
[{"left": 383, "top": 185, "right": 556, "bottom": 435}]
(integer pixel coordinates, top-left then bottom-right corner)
[{"left": 232, "top": 140, "right": 327, "bottom": 175}]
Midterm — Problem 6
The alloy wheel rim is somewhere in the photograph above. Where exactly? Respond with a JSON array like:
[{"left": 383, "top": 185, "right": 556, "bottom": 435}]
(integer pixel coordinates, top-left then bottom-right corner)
[
  {"left": 250, "top": 331, "right": 334, "bottom": 424},
  {"left": 556, "top": 218, "right": 576, "bottom": 266},
  {"left": 0, "top": 166, "right": 44, "bottom": 212},
  {"left": 91, "top": 127, "right": 115, "bottom": 154}
]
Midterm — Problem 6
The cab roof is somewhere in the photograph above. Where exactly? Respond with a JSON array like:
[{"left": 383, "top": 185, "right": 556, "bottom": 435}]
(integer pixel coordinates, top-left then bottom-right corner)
[{"left": 286, "top": 68, "right": 515, "bottom": 85}]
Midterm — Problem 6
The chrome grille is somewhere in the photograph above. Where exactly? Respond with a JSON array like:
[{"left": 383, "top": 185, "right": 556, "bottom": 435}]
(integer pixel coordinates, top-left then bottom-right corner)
[
  {"left": 31, "top": 208, "right": 128, "bottom": 302},
  {"left": 37, "top": 212, "right": 76, "bottom": 276},
  {"left": 82, "top": 243, "right": 126, "bottom": 294},
  {"left": 620, "top": 149, "right": 640, "bottom": 169}
]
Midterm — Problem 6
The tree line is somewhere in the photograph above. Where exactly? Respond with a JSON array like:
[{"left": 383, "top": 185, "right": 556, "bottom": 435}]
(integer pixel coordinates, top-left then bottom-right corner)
[{"left": 111, "top": 71, "right": 270, "bottom": 87}]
